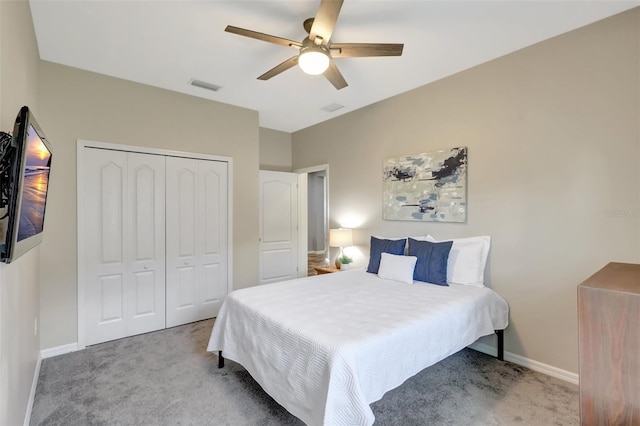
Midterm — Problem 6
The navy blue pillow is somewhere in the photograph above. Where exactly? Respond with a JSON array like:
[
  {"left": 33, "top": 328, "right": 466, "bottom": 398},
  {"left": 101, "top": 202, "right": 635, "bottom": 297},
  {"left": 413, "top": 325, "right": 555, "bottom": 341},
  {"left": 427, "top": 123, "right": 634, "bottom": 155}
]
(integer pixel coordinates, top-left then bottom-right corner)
[
  {"left": 366, "top": 237, "right": 406, "bottom": 274},
  {"left": 407, "top": 238, "right": 453, "bottom": 285}
]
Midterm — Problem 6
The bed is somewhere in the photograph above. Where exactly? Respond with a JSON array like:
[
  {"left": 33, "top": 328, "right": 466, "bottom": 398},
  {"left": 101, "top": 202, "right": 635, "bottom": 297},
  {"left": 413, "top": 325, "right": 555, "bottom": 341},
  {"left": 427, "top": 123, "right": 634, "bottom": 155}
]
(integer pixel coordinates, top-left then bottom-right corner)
[{"left": 207, "top": 266, "right": 509, "bottom": 426}]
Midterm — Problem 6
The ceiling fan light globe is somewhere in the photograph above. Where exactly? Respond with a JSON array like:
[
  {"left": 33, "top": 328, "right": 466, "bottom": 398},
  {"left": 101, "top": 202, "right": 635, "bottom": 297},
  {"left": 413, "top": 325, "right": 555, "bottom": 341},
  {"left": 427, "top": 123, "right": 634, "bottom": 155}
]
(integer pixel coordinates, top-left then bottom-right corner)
[{"left": 299, "top": 49, "right": 330, "bottom": 75}]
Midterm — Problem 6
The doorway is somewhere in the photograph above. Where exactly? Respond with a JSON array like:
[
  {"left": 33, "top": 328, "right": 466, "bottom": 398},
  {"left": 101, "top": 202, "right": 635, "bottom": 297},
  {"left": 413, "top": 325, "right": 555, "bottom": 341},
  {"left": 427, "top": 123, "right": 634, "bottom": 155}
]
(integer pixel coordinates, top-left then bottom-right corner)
[{"left": 295, "top": 165, "right": 329, "bottom": 276}]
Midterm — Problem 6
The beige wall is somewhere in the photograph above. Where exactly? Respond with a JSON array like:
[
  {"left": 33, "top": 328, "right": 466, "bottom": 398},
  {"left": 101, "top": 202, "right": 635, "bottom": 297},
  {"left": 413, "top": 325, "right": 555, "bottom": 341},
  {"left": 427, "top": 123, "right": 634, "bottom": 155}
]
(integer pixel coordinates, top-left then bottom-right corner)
[
  {"left": 292, "top": 9, "right": 640, "bottom": 374},
  {"left": 38, "top": 62, "right": 260, "bottom": 349},
  {"left": 259, "top": 127, "right": 292, "bottom": 171},
  {"left": 0, "top": 1, "right": 42, "bottom": 424}
]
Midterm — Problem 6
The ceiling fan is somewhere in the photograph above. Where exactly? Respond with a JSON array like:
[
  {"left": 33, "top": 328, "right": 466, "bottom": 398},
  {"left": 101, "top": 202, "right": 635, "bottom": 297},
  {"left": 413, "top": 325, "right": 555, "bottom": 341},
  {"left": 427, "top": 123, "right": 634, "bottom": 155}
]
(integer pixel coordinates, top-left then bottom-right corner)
[{"left": 225, "top": 0, "right": 404, "bottom": 90}]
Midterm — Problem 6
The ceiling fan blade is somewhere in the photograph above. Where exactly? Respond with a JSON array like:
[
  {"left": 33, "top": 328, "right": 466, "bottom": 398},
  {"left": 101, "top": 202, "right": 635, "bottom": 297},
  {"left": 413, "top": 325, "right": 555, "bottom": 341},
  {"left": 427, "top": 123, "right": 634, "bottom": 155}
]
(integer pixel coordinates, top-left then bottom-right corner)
[
  {"left": 330, "top": 43, "right": 404, "bottom": 58},
  {"left": 225, "top": 26, "right": 302, "bottom": 49},
  {"left": 258, "top": 56, "right": 299, "bottom": 80},
  {"left": 309, "top": 0, "right": 343, "bottom": 45},
  {"left": 324, "top": 60, "right": 348, "bottom": 90}
]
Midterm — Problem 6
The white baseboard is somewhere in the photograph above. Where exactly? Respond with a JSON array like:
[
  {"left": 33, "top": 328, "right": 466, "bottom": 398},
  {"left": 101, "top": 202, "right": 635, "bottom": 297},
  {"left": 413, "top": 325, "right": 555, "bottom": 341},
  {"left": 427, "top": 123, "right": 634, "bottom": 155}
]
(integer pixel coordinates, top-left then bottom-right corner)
[
  {"left": 23, "top": 352, "right": 42, "bottom": 426},
  {"left": 41, "top": 342, "right": 79, "bottom": 359},
  {"left": 468, "top": 342, "right": 579, "bottom": 385},
  {"left": 24, "top": 343, "right": 80, "bottom": 425}
]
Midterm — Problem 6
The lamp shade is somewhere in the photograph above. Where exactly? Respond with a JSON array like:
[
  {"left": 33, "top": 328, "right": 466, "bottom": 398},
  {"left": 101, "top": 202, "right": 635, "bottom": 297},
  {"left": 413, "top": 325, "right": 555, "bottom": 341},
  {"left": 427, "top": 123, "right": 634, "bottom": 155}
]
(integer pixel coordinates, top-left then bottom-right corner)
[
  {"left": 298, "top": 46, "right": 330, "bottom": 75},
  {"left": 329, "top": 228, "right": 353, "bottom": 248}
]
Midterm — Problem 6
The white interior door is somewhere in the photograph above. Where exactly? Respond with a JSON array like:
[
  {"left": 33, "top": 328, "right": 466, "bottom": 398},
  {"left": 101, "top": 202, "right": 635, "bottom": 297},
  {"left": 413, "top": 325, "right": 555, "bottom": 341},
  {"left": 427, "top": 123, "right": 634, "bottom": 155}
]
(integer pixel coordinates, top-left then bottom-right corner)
[
  {"left": 83, "top": 148, "right": 165, "bottom": 345},
  {"left": 259, "top": 170, "right": 298, "bottom": 284},
  {"left": 166, "top": 157, "right": 228, "bottom": 327}
]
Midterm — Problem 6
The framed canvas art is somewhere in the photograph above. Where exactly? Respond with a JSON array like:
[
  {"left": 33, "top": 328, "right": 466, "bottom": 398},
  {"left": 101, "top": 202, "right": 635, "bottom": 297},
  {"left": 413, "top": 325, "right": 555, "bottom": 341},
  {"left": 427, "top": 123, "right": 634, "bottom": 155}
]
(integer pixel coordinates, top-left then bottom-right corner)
[{"left": 383, "top": 147, "right": 467, "bottom": 222}]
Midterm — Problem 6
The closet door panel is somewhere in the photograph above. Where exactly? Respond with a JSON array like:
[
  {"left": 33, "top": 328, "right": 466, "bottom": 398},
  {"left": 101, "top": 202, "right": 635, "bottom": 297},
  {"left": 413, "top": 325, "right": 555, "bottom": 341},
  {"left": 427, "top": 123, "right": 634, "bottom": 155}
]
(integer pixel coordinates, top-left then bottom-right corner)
[
  {"left": 131, "top": 270, "right": 156, "bottom": 316},
  {"left": 177, "top": 168, "right": 197, "bottom": 257},
  {"left": 202, "top": 167, "right": 222, "bottom": 254},
  {"left": 177, "top": 265, "right": 197, "bottom": 308},
  {"left": 84, "top": 149, "right": 166, "bottom": 345},
  {"left": 166, "top": 157, "right": 199, "bottom": 327},
  {"left": 203, "top": 264, "right": 221, "bottom": 301},
  {"left": 99, "top": 274, "right": 125, "bottom": 323},
  {"left": 126, "top": 152, "right": 166, "bottom": 335},
  {"left": 131, "top": 165, "right": 156, "bottom": 260},
  {"left": 100, "top": 163, "right": 124, "bottom": 264},
  {"left": 198, "top": 160, "right": 228, "bottom": 319},
  {"left": 166, "top": 157, "right": 228, "bottom": 326},
  {"left": 84, "top": 148, "right": 128, "bottom": 345}
]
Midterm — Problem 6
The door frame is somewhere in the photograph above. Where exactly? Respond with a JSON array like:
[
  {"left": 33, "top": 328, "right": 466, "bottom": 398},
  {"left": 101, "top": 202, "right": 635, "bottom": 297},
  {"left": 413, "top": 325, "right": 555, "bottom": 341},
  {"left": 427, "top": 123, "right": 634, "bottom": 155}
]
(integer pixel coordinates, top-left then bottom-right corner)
[
  {"left": 294, "top": 164, "right": 329, "bottom": 277},
  {"left": 76, "top": 139, "right": 234, "bottom": 349}
]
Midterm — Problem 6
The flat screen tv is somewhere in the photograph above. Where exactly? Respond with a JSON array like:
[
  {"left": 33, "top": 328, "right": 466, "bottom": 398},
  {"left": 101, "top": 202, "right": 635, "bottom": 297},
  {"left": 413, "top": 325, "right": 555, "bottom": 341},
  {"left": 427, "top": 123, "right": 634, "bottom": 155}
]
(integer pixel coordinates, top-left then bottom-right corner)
[{"left": 0, "top": 106, "right": 53, "bottom": 263}]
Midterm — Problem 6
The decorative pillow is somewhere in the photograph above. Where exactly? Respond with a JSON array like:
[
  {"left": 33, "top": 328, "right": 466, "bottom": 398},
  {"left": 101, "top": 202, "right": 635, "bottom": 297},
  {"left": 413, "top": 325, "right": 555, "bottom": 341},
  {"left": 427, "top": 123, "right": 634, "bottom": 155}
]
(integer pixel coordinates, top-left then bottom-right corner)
[
  {"left": 366, "top": 236, "right": 407, "bottom": 274},
  {"left": 377, "top": 252, "right": 417, "bottom": 284},
  {"left": 426, "top": 235, "right": 490, "bottom": 287},
  {"left": 407, "top": 238, "right": 453, "bottom": 285},
  {"left": 373, "top": 235, "right": 409, "bottom": 254}
]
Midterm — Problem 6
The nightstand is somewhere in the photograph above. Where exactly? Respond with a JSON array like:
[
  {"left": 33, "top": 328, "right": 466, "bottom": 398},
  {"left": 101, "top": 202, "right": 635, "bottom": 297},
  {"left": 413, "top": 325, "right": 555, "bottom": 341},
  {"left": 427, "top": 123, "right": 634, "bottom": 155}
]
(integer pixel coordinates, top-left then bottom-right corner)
[{"left": 314, "top": 266, "right": 339, "bottom": 275}]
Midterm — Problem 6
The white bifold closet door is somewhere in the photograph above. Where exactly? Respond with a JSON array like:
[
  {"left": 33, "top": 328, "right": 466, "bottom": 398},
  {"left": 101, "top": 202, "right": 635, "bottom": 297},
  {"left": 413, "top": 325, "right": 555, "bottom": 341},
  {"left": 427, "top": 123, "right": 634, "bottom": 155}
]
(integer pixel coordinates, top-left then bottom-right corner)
[
  {"left": 83, "top": 147, "right": 229, "bottom": 345},
  {"left": 165, "top": 157, "right": 228, "bottom": 328},
  {"left": 84, "top": 149, "right": 166, "bottom": 346}
]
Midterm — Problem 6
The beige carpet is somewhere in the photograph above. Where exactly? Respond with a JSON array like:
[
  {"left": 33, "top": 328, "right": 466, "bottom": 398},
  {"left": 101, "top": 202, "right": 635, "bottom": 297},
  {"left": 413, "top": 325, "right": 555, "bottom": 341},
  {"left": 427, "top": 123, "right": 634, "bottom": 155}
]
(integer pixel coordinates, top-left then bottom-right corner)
[{"left": 31, "top": 319, "right": 579, "bottom": 425}]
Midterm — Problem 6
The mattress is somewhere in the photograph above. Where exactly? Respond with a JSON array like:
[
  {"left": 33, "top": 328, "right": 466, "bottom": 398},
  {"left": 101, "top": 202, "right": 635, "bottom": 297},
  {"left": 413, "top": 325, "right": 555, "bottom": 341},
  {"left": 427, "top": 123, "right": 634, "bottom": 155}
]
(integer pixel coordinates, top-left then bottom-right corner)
[{"left": 207, "top": 269, "right": 509, "bottom": 426}]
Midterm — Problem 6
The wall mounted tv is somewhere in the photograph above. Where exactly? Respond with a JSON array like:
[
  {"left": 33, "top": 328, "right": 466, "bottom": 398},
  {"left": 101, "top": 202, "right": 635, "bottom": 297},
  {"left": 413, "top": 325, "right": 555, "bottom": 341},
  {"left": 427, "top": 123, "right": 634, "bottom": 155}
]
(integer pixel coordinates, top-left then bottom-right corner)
[{"left": 0, "top": 106, "right": 53, "bottom": 263}]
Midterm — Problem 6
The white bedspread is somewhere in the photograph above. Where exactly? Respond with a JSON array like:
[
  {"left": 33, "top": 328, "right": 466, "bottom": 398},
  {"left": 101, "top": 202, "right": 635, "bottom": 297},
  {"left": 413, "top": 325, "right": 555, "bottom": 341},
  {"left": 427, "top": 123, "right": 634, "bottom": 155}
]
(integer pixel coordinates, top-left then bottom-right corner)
[{"left": 207, "top": 269, "right": 509, "bottom": 426}]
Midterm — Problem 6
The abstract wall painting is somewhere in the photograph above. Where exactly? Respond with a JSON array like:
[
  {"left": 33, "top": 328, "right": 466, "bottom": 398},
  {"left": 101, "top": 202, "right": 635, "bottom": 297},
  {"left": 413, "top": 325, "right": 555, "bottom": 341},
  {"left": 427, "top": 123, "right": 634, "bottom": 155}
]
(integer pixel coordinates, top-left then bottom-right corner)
[{"left": 383, "top": 147, "right": 467, "bottom": 222}]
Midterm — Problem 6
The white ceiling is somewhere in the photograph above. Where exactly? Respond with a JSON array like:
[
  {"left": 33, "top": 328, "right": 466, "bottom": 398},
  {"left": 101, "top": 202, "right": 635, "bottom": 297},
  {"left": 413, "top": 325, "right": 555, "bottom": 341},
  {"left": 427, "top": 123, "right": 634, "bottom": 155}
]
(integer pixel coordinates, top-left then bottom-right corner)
[{"left": 30, "top": 0, "right": 639, "bottom": 133}]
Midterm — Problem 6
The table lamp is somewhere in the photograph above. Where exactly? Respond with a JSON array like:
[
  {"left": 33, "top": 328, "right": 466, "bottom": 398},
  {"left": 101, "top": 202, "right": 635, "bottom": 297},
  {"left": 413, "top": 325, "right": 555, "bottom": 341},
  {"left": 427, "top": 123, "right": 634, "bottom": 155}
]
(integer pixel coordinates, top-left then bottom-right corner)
[{"left": 329, "top": 228, "right": 353, "bottom": 269}]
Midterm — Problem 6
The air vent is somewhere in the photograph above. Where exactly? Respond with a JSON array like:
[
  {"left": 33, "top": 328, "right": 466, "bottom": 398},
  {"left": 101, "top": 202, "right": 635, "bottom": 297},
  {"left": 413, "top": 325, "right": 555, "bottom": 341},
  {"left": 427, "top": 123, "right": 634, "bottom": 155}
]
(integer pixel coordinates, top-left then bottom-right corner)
[
  {"left": 189, "top": 79, "right": 221, "bottom": 92},
  {"left": 321, "top": 103, "right": 344, "bottom": 113}
]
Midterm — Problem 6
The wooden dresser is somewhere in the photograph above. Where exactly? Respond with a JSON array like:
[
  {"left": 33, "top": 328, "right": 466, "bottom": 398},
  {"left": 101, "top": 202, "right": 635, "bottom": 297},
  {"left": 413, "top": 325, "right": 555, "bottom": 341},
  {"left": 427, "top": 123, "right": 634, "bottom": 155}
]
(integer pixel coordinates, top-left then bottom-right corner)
[{"left": 578, "top": 262, "right": 640, "bottom": 425}]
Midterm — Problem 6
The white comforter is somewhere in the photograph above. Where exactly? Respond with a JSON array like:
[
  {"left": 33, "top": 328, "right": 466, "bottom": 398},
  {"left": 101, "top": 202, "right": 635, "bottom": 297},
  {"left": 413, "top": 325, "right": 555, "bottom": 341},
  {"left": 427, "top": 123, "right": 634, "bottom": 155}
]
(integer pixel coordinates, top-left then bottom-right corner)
[{"left": 207, "top": 269, "right": 509, "bottom": 426}]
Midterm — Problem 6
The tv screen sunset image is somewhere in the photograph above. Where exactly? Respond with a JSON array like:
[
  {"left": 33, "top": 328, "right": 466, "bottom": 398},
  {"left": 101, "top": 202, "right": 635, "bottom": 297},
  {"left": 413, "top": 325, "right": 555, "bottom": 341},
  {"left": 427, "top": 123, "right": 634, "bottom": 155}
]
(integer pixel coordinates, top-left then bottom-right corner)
[{"left": 17, "top": 125, "right": 51, "bottom": 242}]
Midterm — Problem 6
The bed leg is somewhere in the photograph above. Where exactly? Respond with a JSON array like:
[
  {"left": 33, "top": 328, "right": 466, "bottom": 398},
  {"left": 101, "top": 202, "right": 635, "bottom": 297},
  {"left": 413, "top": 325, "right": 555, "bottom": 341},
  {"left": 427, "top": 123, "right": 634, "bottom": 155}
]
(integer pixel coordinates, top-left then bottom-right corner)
[
  {"left": 218, "top": 351, "right": 224, "bottom": 368},
  {"left": 495, "top": 330, "right": 504, "bottom": 361}
]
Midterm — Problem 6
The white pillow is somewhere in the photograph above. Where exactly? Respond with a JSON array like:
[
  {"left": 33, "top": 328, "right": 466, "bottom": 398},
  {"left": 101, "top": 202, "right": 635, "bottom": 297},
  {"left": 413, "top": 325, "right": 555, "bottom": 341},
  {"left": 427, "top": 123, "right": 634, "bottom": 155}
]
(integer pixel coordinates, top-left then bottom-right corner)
[
  {"left": 426, "top": 235, "right": 490, "bottom": 287},
  {"left": 377, "top": 252, "right": 417, "bottom": 284}
]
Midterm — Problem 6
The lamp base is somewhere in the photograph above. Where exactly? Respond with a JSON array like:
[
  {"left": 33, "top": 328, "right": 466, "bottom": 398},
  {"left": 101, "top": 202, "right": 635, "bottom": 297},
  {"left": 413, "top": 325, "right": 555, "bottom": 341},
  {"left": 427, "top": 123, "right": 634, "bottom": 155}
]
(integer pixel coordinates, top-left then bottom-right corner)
[{"left": 335, "top": 247, "right": 345, "bottom": 269}]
